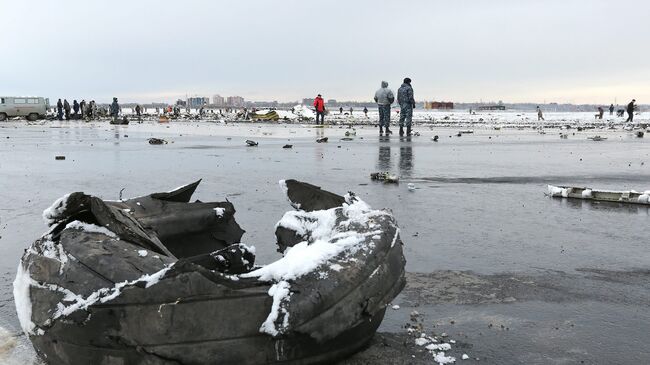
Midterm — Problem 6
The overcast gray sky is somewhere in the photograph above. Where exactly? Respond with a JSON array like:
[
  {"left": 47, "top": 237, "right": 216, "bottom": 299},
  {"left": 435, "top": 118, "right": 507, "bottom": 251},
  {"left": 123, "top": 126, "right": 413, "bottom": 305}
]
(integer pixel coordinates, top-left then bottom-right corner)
[{"left": 1, "top": 0, "right": 648, "bottom": 104}]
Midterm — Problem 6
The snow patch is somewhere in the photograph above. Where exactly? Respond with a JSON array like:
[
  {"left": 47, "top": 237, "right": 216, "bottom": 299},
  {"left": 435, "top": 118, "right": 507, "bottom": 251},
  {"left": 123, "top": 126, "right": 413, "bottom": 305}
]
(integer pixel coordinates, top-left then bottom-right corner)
[
  {"left": 213, "top": 207, "right": 225, "bottom": 217},
  {"left": 13, "top": 262, "right": 36, "bottom": 335},
  {"left": 137, "top": 250, "right": 148, "bottom": 257},
  {"left": 42, "top": 193, "right": 71, "bottom": 225},
  {"left": 259, "top": 281, "right": 291, "bottom": 336},
  {"left": 65, "top": 221, "right": 116, "bottom": 238}
]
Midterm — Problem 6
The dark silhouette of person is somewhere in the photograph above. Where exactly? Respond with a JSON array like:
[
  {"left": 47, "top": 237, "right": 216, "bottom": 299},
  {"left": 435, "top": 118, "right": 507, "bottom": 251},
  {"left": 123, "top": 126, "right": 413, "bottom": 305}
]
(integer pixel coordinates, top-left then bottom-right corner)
[
  {"left": 609, "top": 104, "right": 614, "bottom": 115},
  {"left": 626, "top": 99, "right": 636, "bottom": 123}
]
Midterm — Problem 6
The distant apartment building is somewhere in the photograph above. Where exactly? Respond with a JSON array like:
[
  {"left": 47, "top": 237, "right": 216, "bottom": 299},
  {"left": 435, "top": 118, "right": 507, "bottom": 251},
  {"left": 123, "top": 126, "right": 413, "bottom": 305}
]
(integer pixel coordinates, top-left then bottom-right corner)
[
  {"left": 227, "top": 96, "right": 245, "bottom": 107},
  {"left": 302, "top": 98, "right": 314, "bottom": 106},
  {"left": 212, "top": 94, "right": 225, "bottom": 107},
  {"left": 187, "top": 97, "right": 209, "bottom": 108},
  {"left": 327, "top": 99, "right": 337, "bottom": 106},
  {"left": 424, "top": 101, "right": 454, "bottom": 110},
  {"left": 175, "top": 99, "right": 187, "bottom": 107}
]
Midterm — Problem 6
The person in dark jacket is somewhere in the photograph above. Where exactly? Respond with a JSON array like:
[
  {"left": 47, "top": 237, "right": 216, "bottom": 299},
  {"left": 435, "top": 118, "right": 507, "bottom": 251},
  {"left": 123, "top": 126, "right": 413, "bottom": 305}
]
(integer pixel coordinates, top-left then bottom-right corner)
[
  {"left": 63, "top": 99, "right": 71, "bottom": 120},
  {"left": 397, "top": 78, "right": 415, "bottom": 136},
  {"left": 313, "top": 94, "right": 325, "bottom": 125},
  {"left": 56, "top": 99, "right": 63, "bottom": 120},
  {"left": 135, "top": 104, "right": 142, "bottom": 120},
  {"left": 110, "top": 97, "right": 120, "bottom": 122},
  {"left": 626, "top": 99, "right": 636, "bottom": 123},
  {"left": 72, "top": 100, "right": 80, "bottom": 118},
  {"left": 609, "top": 104, "right": 614, "bottom": 115}
]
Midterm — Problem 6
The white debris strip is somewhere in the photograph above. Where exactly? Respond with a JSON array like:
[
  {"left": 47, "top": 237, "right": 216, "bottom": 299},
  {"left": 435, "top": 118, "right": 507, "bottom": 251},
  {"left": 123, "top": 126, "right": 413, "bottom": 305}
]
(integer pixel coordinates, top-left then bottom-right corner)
[
  {"left": 213, "top": 207, "right": 226, "bottom": 217},
  {"left": 42, "top": 193, "right": 71, "bottom": 225}
]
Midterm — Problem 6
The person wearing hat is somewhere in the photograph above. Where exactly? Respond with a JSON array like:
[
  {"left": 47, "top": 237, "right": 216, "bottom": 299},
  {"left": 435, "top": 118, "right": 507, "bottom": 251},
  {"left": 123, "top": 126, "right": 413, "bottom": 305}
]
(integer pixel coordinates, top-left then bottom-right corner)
[
  {"left": 313, "top": 94, "right": 325, "bottom": 125},
  {"left": 374, "top": 80, "right": 394, "bottom": 135},
  {"left": 397, "top": 77, "right": 416, "bottom": 136},
  {"left": 626, "top": 99, "right": 636, "bottom": 123}
]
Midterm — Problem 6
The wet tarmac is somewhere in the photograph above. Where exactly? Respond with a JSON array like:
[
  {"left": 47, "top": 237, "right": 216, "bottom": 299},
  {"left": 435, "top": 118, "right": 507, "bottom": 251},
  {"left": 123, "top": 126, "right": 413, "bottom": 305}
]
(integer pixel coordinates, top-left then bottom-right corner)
[{"left": 0, "top": 120, "right": 649, "bottom": 364}]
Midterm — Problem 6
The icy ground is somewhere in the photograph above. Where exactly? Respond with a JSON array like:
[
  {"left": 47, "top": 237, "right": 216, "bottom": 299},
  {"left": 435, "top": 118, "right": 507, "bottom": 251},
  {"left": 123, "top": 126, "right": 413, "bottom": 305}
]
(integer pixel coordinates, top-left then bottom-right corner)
[{"left": 1, "top": 113, "right": 649, "bottom": 364}]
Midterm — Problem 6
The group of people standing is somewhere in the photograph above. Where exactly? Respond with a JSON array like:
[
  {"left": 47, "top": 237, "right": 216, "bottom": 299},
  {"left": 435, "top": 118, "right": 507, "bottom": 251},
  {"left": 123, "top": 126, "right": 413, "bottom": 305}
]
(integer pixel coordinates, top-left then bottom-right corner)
[
  {"left": 313, "top": 77, "right": 417, "bottom": 136},
  {"left": 56, "top": 98, "right": 98, "bottom": 120},
  {"left": 372, "top": 77, "right": 416, "bottom": 136}
]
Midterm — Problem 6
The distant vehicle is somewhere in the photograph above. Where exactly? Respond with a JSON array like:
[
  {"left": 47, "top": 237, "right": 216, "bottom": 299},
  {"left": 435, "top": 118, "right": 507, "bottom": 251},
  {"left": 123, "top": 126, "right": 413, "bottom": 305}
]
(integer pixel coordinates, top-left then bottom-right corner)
[{"left": 0, "top": 96, "right": 49, "bottom": 121}]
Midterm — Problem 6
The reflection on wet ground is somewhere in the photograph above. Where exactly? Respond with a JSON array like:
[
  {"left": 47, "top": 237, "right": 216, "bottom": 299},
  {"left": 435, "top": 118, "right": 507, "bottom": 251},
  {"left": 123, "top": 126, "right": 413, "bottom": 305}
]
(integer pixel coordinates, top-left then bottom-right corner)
[{"left": 1, "top": 122, "right": 649, "bottom": 364}]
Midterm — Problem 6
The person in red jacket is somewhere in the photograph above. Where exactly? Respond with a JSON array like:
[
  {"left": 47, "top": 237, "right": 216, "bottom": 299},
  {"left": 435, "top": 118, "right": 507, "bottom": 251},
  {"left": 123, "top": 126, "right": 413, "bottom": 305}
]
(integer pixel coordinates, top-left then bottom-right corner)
[{"left": 313, "top": 94, "right": 325, "bottom": 125}]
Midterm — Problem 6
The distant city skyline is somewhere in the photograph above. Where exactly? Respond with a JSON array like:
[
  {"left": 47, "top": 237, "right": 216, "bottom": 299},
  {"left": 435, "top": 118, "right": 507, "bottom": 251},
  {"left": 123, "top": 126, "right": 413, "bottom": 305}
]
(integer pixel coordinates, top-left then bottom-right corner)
[{"left": 1, "top": 0, "right": 648, "bottom": 105}]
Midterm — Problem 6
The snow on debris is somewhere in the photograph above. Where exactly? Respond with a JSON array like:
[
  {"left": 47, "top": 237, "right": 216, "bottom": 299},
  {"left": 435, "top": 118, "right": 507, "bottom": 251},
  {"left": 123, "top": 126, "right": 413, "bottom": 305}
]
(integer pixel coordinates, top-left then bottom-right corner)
[
  {"left": 65, "top": 221, "right": 116, "bottom": 238},
  {"left": 462, "top": 354, "right": 470, "bottom": 360},
  {"left": 42, "top": 193, "right": 71, "bottom": 225},
  {"left": 547, "top": 185, "right": 568, "bottom": 197},
  {"left": 137, "top": 250, "right": 148, "bottom": 257},
  {"left": 14, "top": 259, "right": 174, "bottom": 336},
  {"left": 244, "top": 184, "right": 393, "bottom": 337},
  {"left": 213, "top": 207, "right": 226, "bottom": 217},
  {"left": 259, "top": 281, "right": 291, "bottom": 336},
  {"left": 391, "top": 304, "right": 400, "bottom": 310},
  {"left": 13, "top": 262, "right": 37, "bottom": 335},
  {"left": 242, "top": 195, "right": 384, "bottom": 282},
  {"left": 278, "top": 180, "right": 301, "bottom": 209}
]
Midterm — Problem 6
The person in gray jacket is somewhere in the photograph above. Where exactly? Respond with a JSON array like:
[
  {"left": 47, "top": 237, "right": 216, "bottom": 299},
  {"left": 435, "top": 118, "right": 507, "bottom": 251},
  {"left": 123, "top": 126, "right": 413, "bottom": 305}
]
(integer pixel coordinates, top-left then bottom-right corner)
[
  {"left": 397, "top": 77, "right": 415, "bottom": 136},
  {"left": 374, "top": 81, "right": 395, "bottom": 135}
]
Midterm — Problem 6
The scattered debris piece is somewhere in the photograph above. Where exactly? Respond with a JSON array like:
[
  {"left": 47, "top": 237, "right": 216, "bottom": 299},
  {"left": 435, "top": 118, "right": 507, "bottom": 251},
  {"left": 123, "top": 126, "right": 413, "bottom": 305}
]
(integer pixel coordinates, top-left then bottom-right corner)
[
  {"left": 18, "top": 179, "right": 406, "bottom": 364},
  {"left": 391, "top": 304, "right": 400, "bottom": 310},
  {"left": 282, "top": 144, "right": 293, "bottom": 149},
  {"left": 55, "top": 155, "right": 65, "bottom": 160},
  {"left": 370, "top": 172, "right": 399, "bottom": 183},
  {"left": 246, "top": 139, "right": 258, "bottom": 146},
  {"left": 148, "top": 138, "right": 167, "bottom": 145},
  {"left": 637, "top": 131, "right": 644, "bottom": 138},
  {"left": 587, "top": 135, "right": 607, "bottom": 141},
  {"left": 462, "top": 354, "right": 469, "bottom": 360},
  {"left": 432, "top": 135, "right": 439, "bottom": 142},
  {"left": 316, "top": 137, "right": 329, "bottom": 143},
  {"left": 547, "top": 184, "right": 650, "bottom": 205},
  {"left": 407, "top": 183, "right": 416, "bottom": 191}
]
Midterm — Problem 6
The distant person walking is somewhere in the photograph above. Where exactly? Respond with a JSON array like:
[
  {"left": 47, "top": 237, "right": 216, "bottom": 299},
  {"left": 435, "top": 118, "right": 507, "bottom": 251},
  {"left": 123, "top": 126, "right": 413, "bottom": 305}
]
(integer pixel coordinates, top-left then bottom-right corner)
[
  {"left": 363, "top": 107, "right": 368, "bottom": 117},
  {"left": 63, "top": 99, "right": 71, "bottom": 120},
  {"left": 110, "top": 97, "right": 120, "bottom": 122},
  {"left": 397, "top": 78, "right": 415, "bottom": 136},
  {"left": 609, "top": 104, "right": 615, "bottom": 115},
  {"left": 56, "top": 99, "right": 63, "bottom": 120},
  {"left": 313, "top": 94, "right": 325, "bottom": 125},
  {"left": 72, "top": 100, "right": 80, "bottom": 118},
  {"left": 339, "top": 107, "right": 343, "bottom": 114},
  {"left": 374, "top": 80, "right": 395, "bottom": 135},
  {"left": 349, "top": 107, "right": 353, "bottom": 115},
  {"left": 597, "top": 106, "right": 604, "bottom": 119},
  {"left": 536, "top": 106, "right": 544, "bottom": 121},
  {"left": 626, "top": 99, "right": 636, "bottom": 123},
  {"left": 135, "top": 104, "right": 142, "bottom": 120}
]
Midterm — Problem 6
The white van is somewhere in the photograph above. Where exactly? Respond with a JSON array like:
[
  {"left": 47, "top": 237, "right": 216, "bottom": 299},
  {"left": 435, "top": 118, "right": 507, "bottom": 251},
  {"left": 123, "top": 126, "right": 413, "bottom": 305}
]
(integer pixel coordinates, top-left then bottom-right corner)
[{"left": 0, "top": 96, "right": 49, "bottom": 121}]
